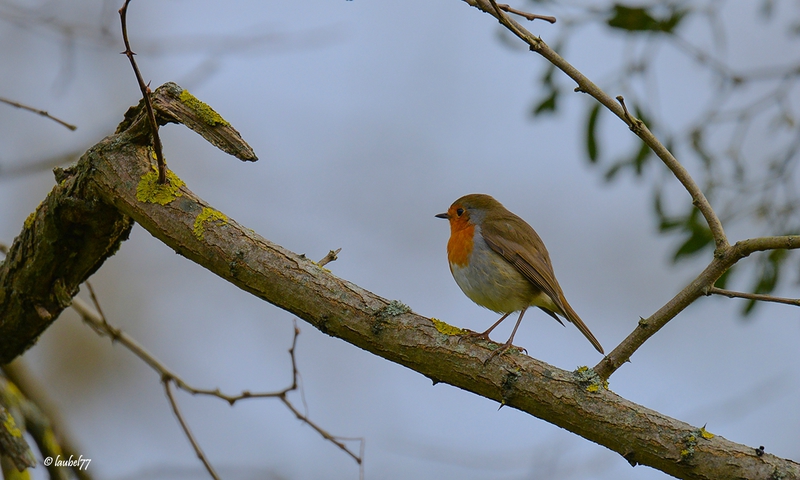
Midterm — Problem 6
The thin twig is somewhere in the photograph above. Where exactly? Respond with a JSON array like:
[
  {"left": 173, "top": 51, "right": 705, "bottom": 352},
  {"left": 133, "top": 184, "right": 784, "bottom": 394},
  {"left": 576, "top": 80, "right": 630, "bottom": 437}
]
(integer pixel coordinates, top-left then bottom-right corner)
[
  {"left": 593, "top": 234, "right": 800, "bottom": 379},
  {"left": 280, "top": 394, "right": 362, "bottom": 464},
  {"left": 464, "top": 0, "right": 744, "bottom": 379},
  {"left": 163, "top": 379, "right": 221, "bottom": 480},
  {"left": 466, "top": 0, "right": 728, "bottom": 250},
  {"left": 496, "top": 4, "right": 555, "bottom": 23},
  {"left": 616, "top": 95, "right": 636, "bottom": 129},
  {"left": 0, "top": 97, "right": 77, "bottom": 131},
  {"left": 317, "top": 248, "right": 342, "bottom": 268},
  {"left": 119, "top": 0, "right": 167, "bottom": 184},
  {"left": 74, "top": 286, "right": 364, "bottom": 474},
  {"left": 706, "top": 286, "right": 800, "bottom": 308}
]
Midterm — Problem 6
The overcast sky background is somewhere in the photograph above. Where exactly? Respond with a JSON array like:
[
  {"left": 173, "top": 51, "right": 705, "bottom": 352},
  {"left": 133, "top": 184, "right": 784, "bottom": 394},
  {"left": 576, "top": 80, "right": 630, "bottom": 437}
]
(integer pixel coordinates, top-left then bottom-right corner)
[{"left": 1, "top": 1, "right": 799, "bottom": 479}]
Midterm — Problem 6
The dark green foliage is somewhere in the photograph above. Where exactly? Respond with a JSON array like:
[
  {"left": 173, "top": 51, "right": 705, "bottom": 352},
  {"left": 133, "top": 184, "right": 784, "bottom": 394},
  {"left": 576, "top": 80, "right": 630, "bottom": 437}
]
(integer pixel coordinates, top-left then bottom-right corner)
[
  {"left": 672, "top": 213, "right": 714, "bottom": 261},
  {"left": 653, "top": 189, "right": 713, "bottom": 261},
  {"left": 743, "top": 249, "right": 787, "bottom": 315},
  {"left": 533, "top": 89, "right": 558, "bottom": 116},
  {"left": 586, "top": 103, "right": 601, "bottom": 163},
  {"left": 606, "top": 4, "right": 688, "bottom": 33},
  {"left": 714, "top": 266, "right": 733, "bottom": 290},
  {"left": 532, "top": 64, "right": 560, "bottom": 116}
]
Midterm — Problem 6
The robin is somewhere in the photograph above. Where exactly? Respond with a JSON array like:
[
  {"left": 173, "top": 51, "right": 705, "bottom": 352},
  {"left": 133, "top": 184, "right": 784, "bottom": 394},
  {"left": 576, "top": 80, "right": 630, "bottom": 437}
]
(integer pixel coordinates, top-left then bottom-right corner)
[{"left": 436, "top": 193, "right": 603, "bottom": 359}]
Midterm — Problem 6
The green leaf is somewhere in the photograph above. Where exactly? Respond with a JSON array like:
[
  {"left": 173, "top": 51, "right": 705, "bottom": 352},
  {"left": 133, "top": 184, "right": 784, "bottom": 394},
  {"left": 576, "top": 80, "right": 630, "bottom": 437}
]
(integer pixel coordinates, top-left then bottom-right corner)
[
  {"left": 742, "top": 249, "right": 787, "bottom": 315},
  {"left": 532, "top": 89, "right": 558, "bottom": 116},
  {"left": 673, "top": 218, "right": 713, "bottom": 261},
  {"left": 632, "top": 141, "right": 652, "bottom": 174},
  {"left": 586, "top": 103, "right": 601, "bottom": 163},
  {"left": 653, "top": 189, "right": 683, "bottom": 232},
  {"left": 713, "top": 266, "right": 734, "bottom": 290},
  {"left": 690, "top": 128, "right": 714, "bottom": 169},
  {"left": 604, "top": 138, "right": 652, "bottom": 180},
  {"left": 603, "top": 161, "right": 625, "bottom": 181},
  {"left": 607, "top": 4, "right": 688, "bottom": 34},
  {"left": 541, "top": 64, "right": 556, "bottom": 87}
]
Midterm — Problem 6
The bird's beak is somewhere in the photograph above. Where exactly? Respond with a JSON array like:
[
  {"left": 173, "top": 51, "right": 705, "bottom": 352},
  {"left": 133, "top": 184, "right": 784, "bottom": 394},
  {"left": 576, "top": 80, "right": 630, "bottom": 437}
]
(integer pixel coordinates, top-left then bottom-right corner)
[{"left": 435, "top": 212, "right": 449, "bottom": 220}]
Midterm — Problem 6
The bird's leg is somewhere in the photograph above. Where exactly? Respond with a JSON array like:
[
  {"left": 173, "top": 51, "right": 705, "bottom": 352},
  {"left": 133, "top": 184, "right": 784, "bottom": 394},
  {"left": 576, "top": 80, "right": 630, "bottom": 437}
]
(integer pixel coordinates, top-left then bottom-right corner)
[
  {"left": 462, "top": 312, "right": 512, "bottom": 342},
  {"left": 484, "top": 310, "right": 528, "bottom": 363}
]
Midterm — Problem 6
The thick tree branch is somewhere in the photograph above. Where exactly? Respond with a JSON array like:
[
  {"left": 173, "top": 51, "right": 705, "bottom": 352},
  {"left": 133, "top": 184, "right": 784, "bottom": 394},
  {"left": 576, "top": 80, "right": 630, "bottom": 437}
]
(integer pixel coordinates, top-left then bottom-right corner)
[
  {"left": 0, "top": 83, "right": 254, "bottom": 365},
  {"left": 1, "top": 83, "right": 797, "bottom": 479}
]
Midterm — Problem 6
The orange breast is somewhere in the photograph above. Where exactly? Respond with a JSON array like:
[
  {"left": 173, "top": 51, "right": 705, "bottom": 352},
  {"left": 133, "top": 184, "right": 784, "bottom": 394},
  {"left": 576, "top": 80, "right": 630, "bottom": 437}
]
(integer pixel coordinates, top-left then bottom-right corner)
[{"left": 447, "top": 221, "right": 475, "bottom": 267}]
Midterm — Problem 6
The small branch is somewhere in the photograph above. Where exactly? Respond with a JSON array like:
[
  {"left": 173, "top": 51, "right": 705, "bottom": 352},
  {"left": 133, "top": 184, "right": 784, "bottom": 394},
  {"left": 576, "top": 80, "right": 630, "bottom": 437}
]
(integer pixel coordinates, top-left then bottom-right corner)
[
  {"left": 76, "top": 285, "right": 363, "bottom": 472},
  {"left": 486, "top": 0, "right": 538, "bottom": 48},
  {"left": 119, "top": 0, "right": 166, "bottom": 184},
  {"left": 163, "top": 379, "right": 220, "bottom": 480},
  {"left": 616, "top": 95, "right": 636, "bottom": 130},
  {"left": 317, "top": 248, "right": 342, "bottom": 268},
  {"left": 594, "top": 234, "right": 800, "bottom": 379},
  {"left": 706, "top": 287, "right": 800, "bottom": 307},
  {"left": 0, "top": 97, "right": 77, "bottom": 131},
  {"left": 463, "top": 0, "right": 728, "bottom": 251},
  {"left": 496, "top": 4, "right": 555, "bottom": 23}
]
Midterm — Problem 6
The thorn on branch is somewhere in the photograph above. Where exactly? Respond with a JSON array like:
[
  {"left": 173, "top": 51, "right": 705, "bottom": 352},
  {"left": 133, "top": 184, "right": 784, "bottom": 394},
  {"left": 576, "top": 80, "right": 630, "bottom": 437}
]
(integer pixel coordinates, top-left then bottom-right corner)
[
  {"left": 623, "top": 450, "right": 638, "bottom": 467},
  {"left": 119, "top": 0, "right": 167, "bottom": 184}
]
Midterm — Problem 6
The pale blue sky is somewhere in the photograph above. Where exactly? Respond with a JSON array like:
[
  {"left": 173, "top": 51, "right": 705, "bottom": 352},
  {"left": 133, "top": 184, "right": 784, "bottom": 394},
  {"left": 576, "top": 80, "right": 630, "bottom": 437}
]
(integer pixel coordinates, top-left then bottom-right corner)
[{"left": 1, "top": 1, "right": 798, "bottom": 479}]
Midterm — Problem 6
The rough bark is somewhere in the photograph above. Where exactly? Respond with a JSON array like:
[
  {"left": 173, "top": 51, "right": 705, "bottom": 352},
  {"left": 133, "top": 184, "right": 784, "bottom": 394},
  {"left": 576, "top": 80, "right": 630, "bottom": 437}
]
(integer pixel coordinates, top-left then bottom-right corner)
[{"left": 0, "top": 83, "right": 797, "bottom": 480}]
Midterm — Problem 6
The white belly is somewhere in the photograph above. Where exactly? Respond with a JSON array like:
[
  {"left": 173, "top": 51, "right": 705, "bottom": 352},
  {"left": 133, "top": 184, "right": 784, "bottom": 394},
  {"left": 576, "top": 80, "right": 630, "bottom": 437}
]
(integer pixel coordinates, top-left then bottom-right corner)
[{"left": 450, "top": 232, "right": 544, "bottom": 314}]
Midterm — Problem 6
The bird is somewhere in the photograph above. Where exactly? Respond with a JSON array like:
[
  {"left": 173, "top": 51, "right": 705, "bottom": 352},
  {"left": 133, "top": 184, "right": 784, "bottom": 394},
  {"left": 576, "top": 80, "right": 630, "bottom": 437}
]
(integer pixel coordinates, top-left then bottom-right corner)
[{"left": 436, "top": 193, "right": 603, "bottom": 360}]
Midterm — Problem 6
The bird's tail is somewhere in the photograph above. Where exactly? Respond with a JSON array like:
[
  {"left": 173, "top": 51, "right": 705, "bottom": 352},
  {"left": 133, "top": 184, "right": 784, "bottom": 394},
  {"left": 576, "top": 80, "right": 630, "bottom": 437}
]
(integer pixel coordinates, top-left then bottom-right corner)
[{"left": 560, "top": 297, "right": 604, "bottom": 355}]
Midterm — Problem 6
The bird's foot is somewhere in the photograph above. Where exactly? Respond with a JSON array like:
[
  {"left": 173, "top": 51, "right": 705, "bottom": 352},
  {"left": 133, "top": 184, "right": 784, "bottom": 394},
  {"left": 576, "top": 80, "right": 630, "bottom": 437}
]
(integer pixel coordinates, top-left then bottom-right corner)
[
  {"left": 460, "top": 330, "right": 494, "bottom": 343},
  {"left": 483, "top": 341, "right": 527, "bottom": 365}
]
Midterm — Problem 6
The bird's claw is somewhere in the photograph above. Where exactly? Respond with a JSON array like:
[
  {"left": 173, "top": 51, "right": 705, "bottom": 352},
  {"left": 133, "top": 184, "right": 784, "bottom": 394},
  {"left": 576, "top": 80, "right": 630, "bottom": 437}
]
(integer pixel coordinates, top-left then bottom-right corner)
[{"left": 483, "top": 342, "right": 527, "bottom": 365}]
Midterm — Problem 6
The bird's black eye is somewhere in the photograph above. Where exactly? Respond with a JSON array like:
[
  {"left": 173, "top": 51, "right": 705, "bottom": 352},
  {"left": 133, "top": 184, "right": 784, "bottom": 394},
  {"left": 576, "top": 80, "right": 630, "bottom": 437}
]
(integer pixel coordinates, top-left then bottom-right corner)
[{"left": 456, "top": 208, "right": 464, "bottom": 216}]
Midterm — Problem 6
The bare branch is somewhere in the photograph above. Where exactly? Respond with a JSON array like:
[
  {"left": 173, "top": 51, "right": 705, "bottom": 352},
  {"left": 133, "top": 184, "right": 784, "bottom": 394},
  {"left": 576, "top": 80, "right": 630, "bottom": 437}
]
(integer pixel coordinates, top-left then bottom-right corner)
[
  {"left": 317, "top": 248, "right": 342, "bottom": 268},
  {"left": 595, "top": 234, "right": 800, "bottom": 379},
  {"left": 706, "top": 287, "right": 800, "bottom": 308},
  {"left": 0, "top": 82, "right": 254, "bottom": 365},
  {"left": 463, "top": 0, "right": 728, "bottom": 251},
  {"left": 0, "top": 97, "right": 77, "bottom": 131},
  {"left": 119, "top": 0, "right": 166, "bottom": 184},
  {"left": 76, "top": 287, "right": 363, "bottom": 471},
  {"left": 495, "top": 3, "right": 555, "bottom": 23},
  {"left": 4, "top": 82, "right": 798, "bottom": 479},
  {"left": 163, "top": 379, "right": 220, "bottom": 480}
]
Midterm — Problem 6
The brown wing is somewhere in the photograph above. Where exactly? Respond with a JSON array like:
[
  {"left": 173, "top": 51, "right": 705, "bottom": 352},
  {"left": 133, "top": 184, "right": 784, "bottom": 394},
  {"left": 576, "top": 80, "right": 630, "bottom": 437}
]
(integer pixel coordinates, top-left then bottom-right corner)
[{"left": 481, "top": 214, "right": 604, "bottom": 354}]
